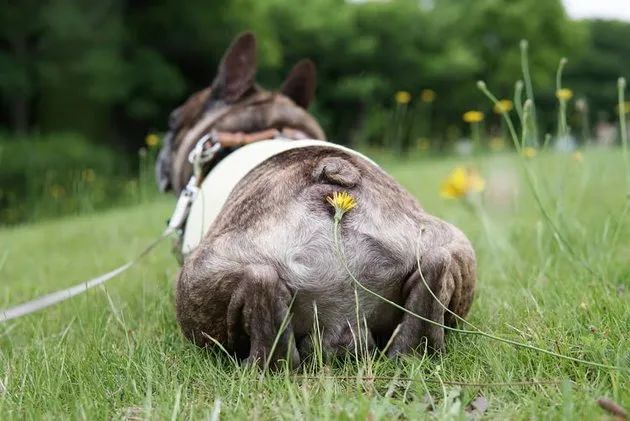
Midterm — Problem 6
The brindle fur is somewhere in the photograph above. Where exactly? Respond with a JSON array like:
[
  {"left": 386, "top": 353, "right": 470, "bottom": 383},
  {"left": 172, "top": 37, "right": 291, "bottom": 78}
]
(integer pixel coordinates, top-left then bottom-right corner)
[{"left": 158, "top": 33, "right": 477, "bottom": 366}]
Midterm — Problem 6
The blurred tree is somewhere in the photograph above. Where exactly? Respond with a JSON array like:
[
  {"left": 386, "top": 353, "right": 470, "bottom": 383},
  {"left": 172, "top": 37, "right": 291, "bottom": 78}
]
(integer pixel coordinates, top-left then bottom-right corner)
[
  {"left": 118, "top": 0, "right": 281, "bottom": 145},
  {"left": 565, "top": 20, "right": 630, "bottom": 130},
  {"left": 430, "top": 0, "right": 587, "bottom": 138},
  {"left": 36, "top": 0, "right": 129, "bottom": 137},
  {"left": 0, "top": 0, "right": 623, "bottom": 152},
  {"left": 0, "top": 0, "right": 42, "bottom": 134}
]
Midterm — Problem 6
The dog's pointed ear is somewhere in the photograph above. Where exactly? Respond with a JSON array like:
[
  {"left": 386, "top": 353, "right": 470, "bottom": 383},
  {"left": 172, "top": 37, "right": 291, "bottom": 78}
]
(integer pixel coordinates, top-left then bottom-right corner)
[
  {"left": 211, "top": 32, "right": 257, "bottom": 103},
  {"left": 280, "top": 59, "right": 317, "bottom": 109}
]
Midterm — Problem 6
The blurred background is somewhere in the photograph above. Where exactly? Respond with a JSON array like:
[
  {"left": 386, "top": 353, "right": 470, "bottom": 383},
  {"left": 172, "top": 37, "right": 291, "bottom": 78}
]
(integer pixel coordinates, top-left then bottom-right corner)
[{"left": 1, "top": 0, "right": 629, "bottom": 225}]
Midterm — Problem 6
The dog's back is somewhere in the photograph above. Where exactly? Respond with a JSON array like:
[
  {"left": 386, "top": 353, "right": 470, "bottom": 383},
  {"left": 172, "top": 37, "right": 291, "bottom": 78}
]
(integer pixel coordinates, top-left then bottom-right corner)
[{"left": 176, "top": 145, "right": 475, "bottom": 364}]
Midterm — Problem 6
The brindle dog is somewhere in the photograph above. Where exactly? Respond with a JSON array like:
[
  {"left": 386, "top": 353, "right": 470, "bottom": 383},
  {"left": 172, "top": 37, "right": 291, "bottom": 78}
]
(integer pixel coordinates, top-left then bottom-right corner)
[{"left": 157, "top": 32, "right": 476, "bottom": 366}]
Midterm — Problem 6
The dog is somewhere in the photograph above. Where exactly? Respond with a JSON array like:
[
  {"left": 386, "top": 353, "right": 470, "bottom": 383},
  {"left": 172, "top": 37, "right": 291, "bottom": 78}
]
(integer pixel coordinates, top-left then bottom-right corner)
[{"left": 156, "top": 32, "right": 476, "bottom": 366}]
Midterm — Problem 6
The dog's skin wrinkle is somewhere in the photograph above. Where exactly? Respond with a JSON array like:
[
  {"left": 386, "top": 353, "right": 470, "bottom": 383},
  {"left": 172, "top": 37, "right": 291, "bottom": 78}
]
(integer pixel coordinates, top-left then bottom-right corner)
[{"left": 163, "top": 33, "right": 476, "bottom": 366}]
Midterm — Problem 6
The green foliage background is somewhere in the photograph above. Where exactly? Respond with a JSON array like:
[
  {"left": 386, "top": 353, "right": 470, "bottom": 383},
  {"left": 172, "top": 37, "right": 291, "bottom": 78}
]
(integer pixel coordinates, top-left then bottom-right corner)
[
  {"left": 1, "top": 0, "right": 629, "bottom": 224},
  {"left": 1, "top": 0, "right": 626, "bottom": 143}
]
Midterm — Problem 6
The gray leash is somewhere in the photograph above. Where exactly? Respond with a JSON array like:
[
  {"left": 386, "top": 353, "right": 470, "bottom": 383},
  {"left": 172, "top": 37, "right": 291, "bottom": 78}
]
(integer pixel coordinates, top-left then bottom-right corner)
[
  {"left": 0, "top": 228, "right": 173, "bottom": 323},
  {"left": 0, "top": 134, "right": 221, "bottom": 324}
]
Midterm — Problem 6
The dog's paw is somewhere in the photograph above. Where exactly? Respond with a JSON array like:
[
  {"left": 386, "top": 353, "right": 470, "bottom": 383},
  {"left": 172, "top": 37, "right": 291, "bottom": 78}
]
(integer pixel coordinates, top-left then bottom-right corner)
[{"left": 385, "top": 326, "right": 445, "bottom": 358}]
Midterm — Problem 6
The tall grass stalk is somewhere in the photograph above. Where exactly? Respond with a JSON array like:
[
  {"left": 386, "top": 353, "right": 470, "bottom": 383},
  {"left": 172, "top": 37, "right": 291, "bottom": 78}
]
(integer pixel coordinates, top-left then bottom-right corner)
[
  {"left": 391, "top": 103, "right": 409, "bottom": 157},
  {"left": 619, "top": 78, "right": 629, "bottom": 190},
  {"left": 465, "top": 194, "right": 521, "bottom": 279},
  {"left": 520, "top": 40, "right": 538, "bottom": 145},
  {"left": 556, "top": 58, "right": 569, "bottom": 140},
  {"left": 514, "top": 80, "right": 524, "bottom": 124},
  {"left": 609, "top": 78, "right": 630, "bottom": 253},
  {"left": 330, "top": 217, "right": 626, "bottom": 372},
  {"left": 554, "top": 58, "right": 572, "bottom": 219},
  {"left": 477, "top": 82, "right": 597, "bottom": 277}
]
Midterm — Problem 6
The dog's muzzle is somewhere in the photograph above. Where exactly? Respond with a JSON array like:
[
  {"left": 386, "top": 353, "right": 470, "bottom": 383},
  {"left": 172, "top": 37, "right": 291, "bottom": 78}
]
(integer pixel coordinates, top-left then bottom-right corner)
[{"left": 155, "top": 132, "right": 174, "bottom": 192}]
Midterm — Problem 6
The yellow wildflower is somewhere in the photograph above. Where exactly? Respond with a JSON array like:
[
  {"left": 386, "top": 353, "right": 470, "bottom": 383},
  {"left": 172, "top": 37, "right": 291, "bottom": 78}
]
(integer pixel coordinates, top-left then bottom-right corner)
[
  {"left": 493, "top": 99, "right": 513, "bottom": 114},
  {"left": 145, "top": 133, "right": 160, "bottom": 148},
  {"left": 556, "top": 88, "right": 573, "bottom": 102},
  {"left": 572, "top": 151, "right": 583, "bottom": 162},
  {"left": 440, "top": 167, "right": 485, "bottom": 199},
  {"left": 327, "top": 191, "right": 357, "bottom": 221},
  {"left": 463, "top": 110, "right": 484, "bottom": 123},
  {"left": 522, "top": 147, "right": 537, "bottom": 159},
  {"left": 616, "top": 101, "right": 630, "bottom": 114},
  {"left": 418, "top": 138, "right": 431, "bottom": 151},
  {"left": 420, "top": 89, "right": 436, "bottom": 103},
  {"left": 395, "top": 91, "right": 411, "bottom": 105}
]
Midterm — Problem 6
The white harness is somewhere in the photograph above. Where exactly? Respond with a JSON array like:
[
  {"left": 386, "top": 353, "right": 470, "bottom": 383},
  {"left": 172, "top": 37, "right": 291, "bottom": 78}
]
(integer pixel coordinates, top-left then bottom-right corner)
[
  {"left": 0, "top": 138, "right": 379, "bottom": 322},
  {"left": 180, "top": 138, "right": 379, "bottom": 256}
]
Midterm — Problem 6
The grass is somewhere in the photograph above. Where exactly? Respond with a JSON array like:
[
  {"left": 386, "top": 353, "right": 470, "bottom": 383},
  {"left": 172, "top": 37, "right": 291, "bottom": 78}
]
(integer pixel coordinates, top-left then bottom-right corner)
[{"left": 1, "top": 148, "right": 629, "bottom": 419}]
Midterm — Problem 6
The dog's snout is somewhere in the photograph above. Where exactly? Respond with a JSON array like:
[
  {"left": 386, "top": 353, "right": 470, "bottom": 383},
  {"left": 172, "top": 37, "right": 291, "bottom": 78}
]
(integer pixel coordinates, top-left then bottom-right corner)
[{"left": 155, "top": 132, "right": 174, "bottom": 192}]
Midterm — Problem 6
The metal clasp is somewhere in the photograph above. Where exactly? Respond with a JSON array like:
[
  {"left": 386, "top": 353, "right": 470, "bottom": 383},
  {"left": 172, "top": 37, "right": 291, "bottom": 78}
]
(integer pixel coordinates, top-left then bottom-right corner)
[
  {"left": 167, "top": 131, "right": 223, "bottom": 238},
  {"left": 188, "top": 131, "right": 222, "bottom": 180},
  {"left": 167, "top": 176, "right": 198, "bottom": 232}
]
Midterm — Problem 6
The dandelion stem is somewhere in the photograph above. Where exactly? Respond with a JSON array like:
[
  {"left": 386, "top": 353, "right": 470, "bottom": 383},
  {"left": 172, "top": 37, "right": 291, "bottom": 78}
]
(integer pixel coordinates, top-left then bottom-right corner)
[
  {"left": 520, "top": 40, "right": 538, "bottom": 145},
  {"left": 514, "top": 80, "right": 524, "bottom": 124},
  {"left": 331, "top": 220, "right": 627, "bottom": 372},
  {"left": 556, "top": 58, "right": 569, "bottom": 140},
  {"left": 609, "top": 78, "right": 630, "bottom": 254},
  {"left": 478, "top": 81, "right": 521, "bottom": 152},
  {"left": 478, "top": 81, "right": 599, "bottom": 278},
  {"left": 618, "top": 78, "right": 629, "bottom": 192}
]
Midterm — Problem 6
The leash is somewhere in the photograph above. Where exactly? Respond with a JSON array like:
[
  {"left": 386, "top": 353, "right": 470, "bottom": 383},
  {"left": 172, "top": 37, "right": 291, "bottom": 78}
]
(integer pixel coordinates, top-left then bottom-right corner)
[
  {"left": 0, "top": 228, "right": 173, "bottom": 323},
  {"left": 0, "top": 134, "right": 219, "bottom": 324},
  {"left": 0, "top": 128, "right": 308, "bottom": 324}
]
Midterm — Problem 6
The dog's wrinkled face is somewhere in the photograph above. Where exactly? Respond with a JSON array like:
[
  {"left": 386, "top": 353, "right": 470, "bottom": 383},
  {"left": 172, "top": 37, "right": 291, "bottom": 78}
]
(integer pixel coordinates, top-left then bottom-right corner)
[{"left": 156, "top": 32, "right": 326, "bottom": 193}]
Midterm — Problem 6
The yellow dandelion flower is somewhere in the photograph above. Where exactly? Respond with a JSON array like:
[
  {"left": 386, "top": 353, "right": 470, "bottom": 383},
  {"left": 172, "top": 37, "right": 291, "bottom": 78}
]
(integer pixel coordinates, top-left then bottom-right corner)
[
  {"left": 556, "top": 88, "right": 573, "bottom": 102},
  {"left": 572, "top": 151, "right": 583, "bottom": 162},
  {"left": 616, "top": 101, "right": 630, "bottom": 114},
  {"left": 522, "top": 146, "right": 537, "bottom": 159},
  {"left": 395, "top": 91, "right": 411, "bottom": 105},
  {"left": 145, "top": 133, "right": 160, "bottom": 148},
  {"left": 327, "top": 191, "right": 357, "bottom": 221},
  {"left": 440, "top": 167, "right": 485, "bottom": 199},
  {"left": 493, "top": 99, "right": 513, "bottom": 114},
  {"left": 420, "top": 89, "right": 436, "bottom": 103},
  {"left": 463, "top": 110, "right": 484, "bottom": 123}
]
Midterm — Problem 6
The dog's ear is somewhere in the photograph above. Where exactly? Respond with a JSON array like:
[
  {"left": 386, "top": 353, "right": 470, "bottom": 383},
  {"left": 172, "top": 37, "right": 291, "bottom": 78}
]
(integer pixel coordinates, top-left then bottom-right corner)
[
  {"left": 280, "top": 59, "right": 317, "bottom": 109},
  {"left": 211, "top": 32, "right": 257, "bottom": 103}
]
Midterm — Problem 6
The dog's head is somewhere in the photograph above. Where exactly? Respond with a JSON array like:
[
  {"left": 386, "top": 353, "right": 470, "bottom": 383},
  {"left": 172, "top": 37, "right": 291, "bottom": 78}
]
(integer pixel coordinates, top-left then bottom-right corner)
[{"left": 156, "top": 32, "right": 326, "bottom": 193}]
